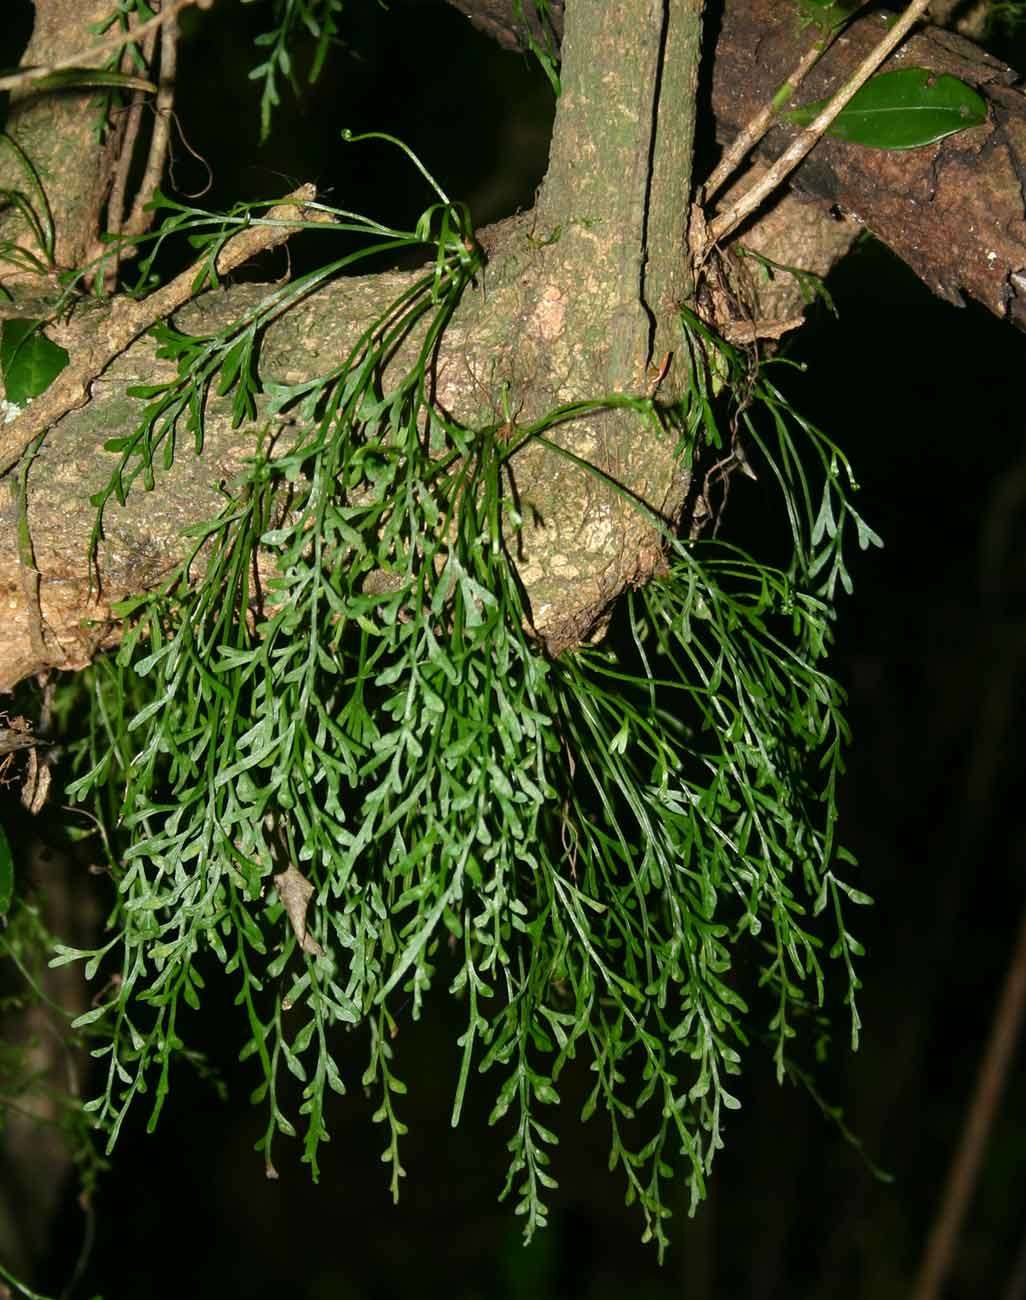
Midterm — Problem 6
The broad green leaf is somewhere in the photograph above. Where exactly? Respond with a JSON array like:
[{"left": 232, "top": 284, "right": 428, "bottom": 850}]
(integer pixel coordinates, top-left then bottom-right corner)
[
  {"left": 797, "top": 0, "right": 863, "bottom": 34},
  {"left": 0, "top": 318, "right": 70, "bottom": 404},
  {"left": 786, "top": 68, "right": 987, "bottom": 150},
  {"left": 0, "top": 822, "right": 13, "bottom": 917}
]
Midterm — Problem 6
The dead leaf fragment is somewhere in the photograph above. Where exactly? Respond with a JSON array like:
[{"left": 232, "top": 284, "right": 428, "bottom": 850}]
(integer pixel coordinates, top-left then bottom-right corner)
[
  {"left": 273, "top": 864, "right": 324, "bottom": 957},
  {"left": 0, "top": 714, "right": 38, "bottom": 756},
  {"left": 20, "top": 746, "right": 51, "bottom": 814}
]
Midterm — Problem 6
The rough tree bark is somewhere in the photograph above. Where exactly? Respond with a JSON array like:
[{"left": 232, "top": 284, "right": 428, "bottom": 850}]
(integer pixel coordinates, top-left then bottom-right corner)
[
  {"left": 0, "top": 0, "right": 703, "bottom": 688},
  {"left": 0, "top": 0, "right": 1023, "bottom": 692},
  {"left": 452, "top": 0, "right": 1026, "bottom": 326}
]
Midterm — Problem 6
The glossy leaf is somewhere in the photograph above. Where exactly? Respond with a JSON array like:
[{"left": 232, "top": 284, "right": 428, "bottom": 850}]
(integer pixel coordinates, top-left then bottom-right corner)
[
  {"left": 786, "top": 68, "right": 987, "bottom": 149},
  {"left": 797, "top": 0, "right": 863, "bottom": 34},
  {"left": 0, "top": 318, "right": 70, "bottom": 405},
  {"left": 0, "top": 822, "right": 13, "bottom": 918}
]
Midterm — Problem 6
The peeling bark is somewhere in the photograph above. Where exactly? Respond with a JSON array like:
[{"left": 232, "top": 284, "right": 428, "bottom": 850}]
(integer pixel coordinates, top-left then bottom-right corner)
[{"left": 712, "top": 1, "right": 1026, "bottom": 329}]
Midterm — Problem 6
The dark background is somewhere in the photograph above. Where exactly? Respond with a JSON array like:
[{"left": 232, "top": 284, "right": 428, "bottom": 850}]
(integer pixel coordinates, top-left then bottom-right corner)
[{"left": 3, "top": 2, "right": 1026, "bottom": 1297}]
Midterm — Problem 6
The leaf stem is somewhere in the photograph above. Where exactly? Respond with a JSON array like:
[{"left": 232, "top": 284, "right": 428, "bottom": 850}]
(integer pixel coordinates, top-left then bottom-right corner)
[{"left": 701, "top": 1, "right": 871, "bottom": 203}]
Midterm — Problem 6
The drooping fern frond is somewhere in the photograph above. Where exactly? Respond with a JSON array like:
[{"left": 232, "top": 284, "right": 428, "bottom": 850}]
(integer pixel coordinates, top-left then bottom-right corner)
[
  {"left": 51, "top": 146, "right": 877, "bottom": 1261},
  {"left": 512, "top": 0, "right": 562, "bottom": 95},
  {"left": 242, "top": 0, "right": 348, "bottom": 141}
]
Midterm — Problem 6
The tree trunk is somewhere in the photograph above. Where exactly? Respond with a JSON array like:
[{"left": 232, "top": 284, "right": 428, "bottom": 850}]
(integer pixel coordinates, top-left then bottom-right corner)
[
  {"left": 0, "top": 0, "right": 706, "bottom": 687},
  {"left": 3, "top": 0, "right": 1024, "bottom": 690},
  {"left": 450, "top": 0, "right": 1026, "bottom": 328}
]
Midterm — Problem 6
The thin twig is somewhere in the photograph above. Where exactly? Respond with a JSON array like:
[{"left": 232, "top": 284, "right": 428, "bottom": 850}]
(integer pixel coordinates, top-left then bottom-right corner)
[
  {"left": 703, "top": 40, "right": 827, "bottom": 204},
  {"left": 702, "top": 2, "right": 871, "bottom": 204},
  {"left": 0, "top": 0, "right": 213, "bottom": 95},
  {"left": 0, "top": 185, "right": 318, "bottom": 478},
  {"left": 705, "top": 0, "right": 932, "bottom": 248},
  {"left": 911, "top": 892, "right": 1026, "bottom": 1300},
  {"left": 124, "top": 18, "right": 178, "bottom": 237},
  {"left": 104, "top": 29, "right": 160, "bottom": 249},
  {"left": 100, "top": 14, "right": 180, "bottom": 282}
]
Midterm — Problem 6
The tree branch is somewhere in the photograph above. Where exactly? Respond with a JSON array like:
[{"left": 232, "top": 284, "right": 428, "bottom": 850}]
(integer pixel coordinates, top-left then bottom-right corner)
[
  {"left": 450, "top": 0, "right": 1026, "bottom": 330},
  {"left": 0, "top": 186, "right": 320, "bottom": 479},
  {"left": 0, "top": 2, "right": 707, "bottom": 688}
]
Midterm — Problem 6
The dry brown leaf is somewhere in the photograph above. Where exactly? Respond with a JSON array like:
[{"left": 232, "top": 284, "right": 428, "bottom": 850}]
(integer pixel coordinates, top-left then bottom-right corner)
[
  {"left": 273, "top": 864, "right": 324, "bottom": 957},
  {"left": 20, "top": 746, "right": 51, "bottom": 814}
]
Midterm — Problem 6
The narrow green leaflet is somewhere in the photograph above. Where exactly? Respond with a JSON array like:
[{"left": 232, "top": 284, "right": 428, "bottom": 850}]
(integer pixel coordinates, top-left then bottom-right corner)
[
  {"left": 0, "top": 319, "right": 70, "bottom": 405},
  {"left": 0, "top": 822, "right": 13, "bottom": 918},
  {"left": 786, "top": 68, "right": 987, "bottom": 149},
  {"left": 52, "top": 143, "right": 873, "bottom": 1259},
  {"left": 13, "top": 67, "right": 157, "bottom": 95}
]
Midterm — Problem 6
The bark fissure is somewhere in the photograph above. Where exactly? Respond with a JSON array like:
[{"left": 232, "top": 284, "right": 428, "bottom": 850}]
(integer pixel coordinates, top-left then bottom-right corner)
[
  {"left": 639, "top": 0, "right": 673, "bottom": 360},
  {"left": 642, "top": 0, "right": 705, "bottom": 359}
]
